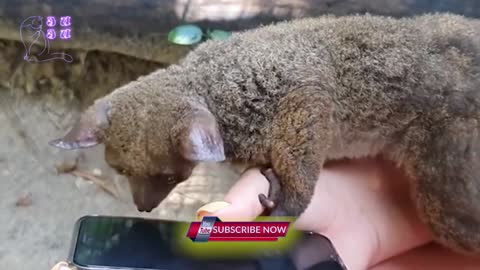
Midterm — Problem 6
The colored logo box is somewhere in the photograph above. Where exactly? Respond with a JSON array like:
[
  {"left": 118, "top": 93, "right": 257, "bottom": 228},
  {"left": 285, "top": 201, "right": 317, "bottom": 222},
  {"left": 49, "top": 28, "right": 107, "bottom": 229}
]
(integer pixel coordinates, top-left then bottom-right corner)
[
  {"left": 19, "top": 15, "right": 73, "bottom": 63},
  {"left": 187, "top": 216, "right": 290, "bottom": 242}
]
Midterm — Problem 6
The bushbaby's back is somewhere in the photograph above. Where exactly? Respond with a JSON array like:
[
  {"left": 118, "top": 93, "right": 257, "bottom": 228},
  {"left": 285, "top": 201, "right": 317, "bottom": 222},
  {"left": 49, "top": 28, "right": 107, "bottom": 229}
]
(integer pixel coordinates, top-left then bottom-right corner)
[{"left": 175, "top": 14, "right": 479, "bottom": 159}]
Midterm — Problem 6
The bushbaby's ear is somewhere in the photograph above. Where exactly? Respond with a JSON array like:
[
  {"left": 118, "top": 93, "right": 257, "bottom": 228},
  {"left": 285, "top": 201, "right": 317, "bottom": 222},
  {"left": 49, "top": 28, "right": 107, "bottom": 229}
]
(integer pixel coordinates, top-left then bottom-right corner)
[
  {"left": 49, "top": 99, "right": 110, "bottom": 150},
  {"left": 177, "top": 109, "right": 225, "bottom": 162}
]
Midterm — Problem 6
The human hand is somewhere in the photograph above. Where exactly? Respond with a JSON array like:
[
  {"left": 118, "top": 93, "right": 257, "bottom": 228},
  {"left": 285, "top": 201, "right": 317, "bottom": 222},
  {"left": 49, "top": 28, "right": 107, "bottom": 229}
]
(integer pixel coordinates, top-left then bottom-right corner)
[{"left": 196, "top": 158, "right": 480, "bottom": 270}]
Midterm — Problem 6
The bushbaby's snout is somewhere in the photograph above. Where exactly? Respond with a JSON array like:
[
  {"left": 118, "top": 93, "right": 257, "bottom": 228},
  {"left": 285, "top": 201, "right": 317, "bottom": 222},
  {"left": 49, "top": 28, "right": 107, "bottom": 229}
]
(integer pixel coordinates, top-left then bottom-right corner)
[
  {"left": 128, "top": 174, "right": 187, "bottom": 213},
  {"left": 134, "top": 199, "right": 158, "bottom": 213}
]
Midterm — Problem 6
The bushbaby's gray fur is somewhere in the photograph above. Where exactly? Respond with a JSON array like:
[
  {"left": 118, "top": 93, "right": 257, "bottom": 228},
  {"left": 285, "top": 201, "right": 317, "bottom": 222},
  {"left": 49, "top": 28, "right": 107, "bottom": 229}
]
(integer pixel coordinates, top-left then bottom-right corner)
[{"left": 51, "top": 13, "right": 480, "bottom": 254}]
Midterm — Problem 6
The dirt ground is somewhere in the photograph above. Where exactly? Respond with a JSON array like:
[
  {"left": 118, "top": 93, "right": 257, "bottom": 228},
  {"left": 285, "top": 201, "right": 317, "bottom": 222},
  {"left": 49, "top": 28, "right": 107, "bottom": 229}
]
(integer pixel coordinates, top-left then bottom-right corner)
[
  {"left": 0, "top": 41, "right": 241, "bottom": 270},
  {"left": 1, "top": 1, "right": 479, "bottom": 268}
]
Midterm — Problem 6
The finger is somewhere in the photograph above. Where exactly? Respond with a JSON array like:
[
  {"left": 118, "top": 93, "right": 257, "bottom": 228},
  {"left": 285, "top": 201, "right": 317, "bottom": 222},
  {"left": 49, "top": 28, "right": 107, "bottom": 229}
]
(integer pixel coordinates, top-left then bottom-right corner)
[
  {"left": 293, "top": 163, "right": 344, "bottom": 233},
  {"left": 370, "top": 243, "right": 480, "bottom": 270},
  {"left": 197, "top": 168, "right": 270, "bottom": 221},
  {"left": 293, "top": 160, "right": 375, "bottom": 270},
  {"left": 294, "top": 159, "right": 391, "bottom": 232},
  {"left": 294, "top": 158, "right": 431, "bottom": 270}
]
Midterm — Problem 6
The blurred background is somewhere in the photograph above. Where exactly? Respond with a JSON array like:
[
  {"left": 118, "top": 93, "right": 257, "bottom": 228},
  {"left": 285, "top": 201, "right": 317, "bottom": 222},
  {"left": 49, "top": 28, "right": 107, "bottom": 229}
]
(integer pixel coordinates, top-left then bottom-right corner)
[{"left": 0, "top": 0, "right": 479, "bottom": 269}]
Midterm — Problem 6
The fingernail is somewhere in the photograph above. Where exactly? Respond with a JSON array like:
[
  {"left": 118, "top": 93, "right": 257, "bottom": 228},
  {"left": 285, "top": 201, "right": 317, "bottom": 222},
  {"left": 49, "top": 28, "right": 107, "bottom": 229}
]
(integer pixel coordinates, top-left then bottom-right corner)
[{"left": 196, "top": 201, "right": 231, "bottom": 220}]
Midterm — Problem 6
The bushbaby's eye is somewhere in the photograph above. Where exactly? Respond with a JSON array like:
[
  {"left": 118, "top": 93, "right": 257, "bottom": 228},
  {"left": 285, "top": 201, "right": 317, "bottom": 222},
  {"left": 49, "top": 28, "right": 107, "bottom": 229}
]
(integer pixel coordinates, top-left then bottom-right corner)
[
  {"left": 109, "top": 165, "right": 123, "bottom": 174},
  {"left": 120, "top": 169, "right": 131, "bottom": 177},
  {"left": 166, "top": 175, "right": 176, "bottom": 185}
]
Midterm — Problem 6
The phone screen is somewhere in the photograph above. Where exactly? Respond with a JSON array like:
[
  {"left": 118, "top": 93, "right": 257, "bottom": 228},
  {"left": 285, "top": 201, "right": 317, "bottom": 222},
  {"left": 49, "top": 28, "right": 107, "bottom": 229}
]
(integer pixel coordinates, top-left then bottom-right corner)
[{"left": 70, "top": 216, "right": 347, "bottom": 270}]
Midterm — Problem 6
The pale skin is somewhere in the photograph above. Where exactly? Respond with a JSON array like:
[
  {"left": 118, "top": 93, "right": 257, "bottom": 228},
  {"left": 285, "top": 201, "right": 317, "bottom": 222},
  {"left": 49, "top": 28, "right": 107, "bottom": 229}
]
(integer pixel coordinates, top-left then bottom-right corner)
[{"left": 197, "top": 157, "right": 480, "bottom": 270}]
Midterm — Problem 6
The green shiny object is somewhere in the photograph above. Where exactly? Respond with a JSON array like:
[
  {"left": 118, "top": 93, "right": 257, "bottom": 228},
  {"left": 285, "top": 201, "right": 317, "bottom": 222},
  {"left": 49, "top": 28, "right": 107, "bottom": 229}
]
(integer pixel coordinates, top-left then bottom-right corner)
[
  {"left": 208, "top": 29, "right": 232, "bottom": 41},
  {"left": 168, "top": 24, "right": 203, "bottom": 45}
]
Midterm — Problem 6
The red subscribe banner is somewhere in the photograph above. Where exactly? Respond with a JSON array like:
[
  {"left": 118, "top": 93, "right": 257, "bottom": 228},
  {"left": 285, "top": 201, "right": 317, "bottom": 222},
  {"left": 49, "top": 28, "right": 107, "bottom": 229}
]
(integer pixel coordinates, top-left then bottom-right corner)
[{"left": 186, "top": 216, "right": 290, "bottom": 242}]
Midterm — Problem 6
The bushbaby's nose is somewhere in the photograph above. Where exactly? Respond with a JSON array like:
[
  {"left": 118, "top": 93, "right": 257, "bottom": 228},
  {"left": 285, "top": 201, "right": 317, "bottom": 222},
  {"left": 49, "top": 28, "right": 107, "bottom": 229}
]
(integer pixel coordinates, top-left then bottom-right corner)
[
  {"left": 136, "top": 204, "right": 153, "bottom": 212},
  {"left": 133, "top": 192, "right": 160, "bottom": 213}
]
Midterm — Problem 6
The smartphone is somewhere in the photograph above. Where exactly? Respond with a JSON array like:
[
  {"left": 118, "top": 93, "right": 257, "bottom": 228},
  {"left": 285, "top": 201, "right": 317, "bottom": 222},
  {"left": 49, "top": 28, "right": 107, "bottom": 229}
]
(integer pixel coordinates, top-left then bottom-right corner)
[{"left": 67, "top": 215, "right": 348, "bottom": 270}]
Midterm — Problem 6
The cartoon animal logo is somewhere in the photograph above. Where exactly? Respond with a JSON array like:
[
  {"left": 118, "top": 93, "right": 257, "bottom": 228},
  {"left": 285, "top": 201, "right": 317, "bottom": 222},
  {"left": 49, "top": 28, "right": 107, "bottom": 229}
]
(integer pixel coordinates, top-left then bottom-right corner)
[{"left": 19, "top": 16, "right": 73, "bottom": 63}]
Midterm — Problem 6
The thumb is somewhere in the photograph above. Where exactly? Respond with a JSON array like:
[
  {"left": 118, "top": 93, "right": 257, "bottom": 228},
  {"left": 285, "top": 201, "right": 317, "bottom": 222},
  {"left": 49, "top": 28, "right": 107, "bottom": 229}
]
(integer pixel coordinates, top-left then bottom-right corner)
[{"left": 196, "top": 168, "right": 270, "bottom": 221}]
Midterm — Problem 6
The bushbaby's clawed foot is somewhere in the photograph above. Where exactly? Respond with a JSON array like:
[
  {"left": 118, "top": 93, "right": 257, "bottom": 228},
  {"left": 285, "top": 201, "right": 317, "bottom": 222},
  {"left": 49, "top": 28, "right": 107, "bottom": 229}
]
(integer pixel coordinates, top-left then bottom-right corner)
[
  {"left": 259, "top": 168, "right": 284, "bottom": 216},
  {"left": 259, "top": 193, "right": 289, "bottom": 216},
  {"left": 258, "top": 193, "right": 275, "bottom": 209}
]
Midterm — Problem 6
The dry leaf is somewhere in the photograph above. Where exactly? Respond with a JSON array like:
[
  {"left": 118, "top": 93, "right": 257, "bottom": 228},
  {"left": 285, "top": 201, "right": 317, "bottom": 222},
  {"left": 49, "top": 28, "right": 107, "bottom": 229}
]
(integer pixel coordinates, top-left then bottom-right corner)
[
  {"left": 54, "top": 159, "right": 78, "bottom": 174},
  {"left": 50, "top": 261, "right": 77, "bottom": 270},
  {"left": 15, "top": 192, "right": 33, "bottom": 207}
]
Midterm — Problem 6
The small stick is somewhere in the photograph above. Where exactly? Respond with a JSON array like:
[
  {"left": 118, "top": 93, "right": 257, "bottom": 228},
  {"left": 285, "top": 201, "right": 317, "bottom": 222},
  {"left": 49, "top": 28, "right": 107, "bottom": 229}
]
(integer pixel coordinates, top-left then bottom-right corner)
[{"left": 71, "top": 170, "right": 119, "bottom": 198}]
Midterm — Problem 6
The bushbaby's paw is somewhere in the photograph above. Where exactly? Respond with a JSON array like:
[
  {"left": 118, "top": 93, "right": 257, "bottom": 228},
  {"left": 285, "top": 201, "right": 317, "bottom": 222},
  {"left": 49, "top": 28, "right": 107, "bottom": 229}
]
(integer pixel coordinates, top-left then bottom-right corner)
[{"left": 259, "top": 168, "right": 285, "bottom": 215}]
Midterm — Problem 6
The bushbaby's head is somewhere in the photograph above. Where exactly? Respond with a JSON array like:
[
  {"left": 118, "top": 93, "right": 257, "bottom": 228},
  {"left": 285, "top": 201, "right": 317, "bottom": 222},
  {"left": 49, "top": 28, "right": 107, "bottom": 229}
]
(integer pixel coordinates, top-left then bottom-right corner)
[{"left": 50, "top": 86, "right": 225, "bottom": 212}]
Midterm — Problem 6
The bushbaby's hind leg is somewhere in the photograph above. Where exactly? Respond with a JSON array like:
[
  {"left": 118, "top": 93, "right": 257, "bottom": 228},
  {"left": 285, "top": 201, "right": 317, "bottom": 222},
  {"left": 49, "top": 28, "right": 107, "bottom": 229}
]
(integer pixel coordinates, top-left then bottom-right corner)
[
  {"left": 259, "top": 86, "right": 336, "bottom": 217},
  {"left": 412, "top": 120, "right": 480, "bottom": 254}
]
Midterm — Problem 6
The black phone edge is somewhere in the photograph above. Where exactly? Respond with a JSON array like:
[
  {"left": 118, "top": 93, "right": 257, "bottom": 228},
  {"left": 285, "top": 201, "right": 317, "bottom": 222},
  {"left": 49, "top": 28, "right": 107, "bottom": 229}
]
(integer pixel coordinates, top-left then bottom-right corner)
[
  {"left": 66, "top": 215, "right": 348, "bottom": 270},
  {"left": 68, "top": 215, "right": 172, "bottom": 270}
]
